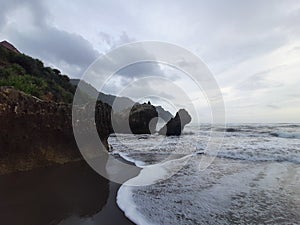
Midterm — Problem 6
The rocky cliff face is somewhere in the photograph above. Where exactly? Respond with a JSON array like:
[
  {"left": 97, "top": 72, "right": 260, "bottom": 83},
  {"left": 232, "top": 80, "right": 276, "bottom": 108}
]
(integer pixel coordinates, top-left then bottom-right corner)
[
  {"left": 0, "top": 87, "right": 112, "bottom": 174},
  {"left": 158, "top": 109, "right": 191, "bottom": 136}
]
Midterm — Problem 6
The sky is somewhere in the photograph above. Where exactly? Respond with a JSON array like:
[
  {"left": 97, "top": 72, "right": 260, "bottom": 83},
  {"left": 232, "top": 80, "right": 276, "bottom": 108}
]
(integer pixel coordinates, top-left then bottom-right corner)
[{"left": 0, "top": 0, "right": 299, "bottom": 123}]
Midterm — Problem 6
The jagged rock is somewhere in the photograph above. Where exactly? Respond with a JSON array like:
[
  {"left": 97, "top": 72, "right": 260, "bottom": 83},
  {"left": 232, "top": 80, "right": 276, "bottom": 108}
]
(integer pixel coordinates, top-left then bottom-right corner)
[
  {"left": 112, "top": 103, "right": 158, "bottom": 134},
  {"left": 155, "top": 105, "right": 173, "bottom": 122},
  {"left": 0, "top": 86, "right": 112, "bottom": 174},
  {"left": 158, "top": 109, "right": 191, "bottom": 136}
]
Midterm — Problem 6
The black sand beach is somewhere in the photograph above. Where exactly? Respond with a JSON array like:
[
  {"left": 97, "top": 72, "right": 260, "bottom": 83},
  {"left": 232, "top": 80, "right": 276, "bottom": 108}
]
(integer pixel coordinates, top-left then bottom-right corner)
[{"left": 0, "top": 161, "right": 135, "bottom": 225}]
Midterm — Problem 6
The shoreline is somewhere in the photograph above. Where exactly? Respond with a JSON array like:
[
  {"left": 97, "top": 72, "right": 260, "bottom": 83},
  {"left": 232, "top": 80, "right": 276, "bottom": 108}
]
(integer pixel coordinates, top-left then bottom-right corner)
[{"left": 88, "top": 181, "right": 136, "bottom": 225}]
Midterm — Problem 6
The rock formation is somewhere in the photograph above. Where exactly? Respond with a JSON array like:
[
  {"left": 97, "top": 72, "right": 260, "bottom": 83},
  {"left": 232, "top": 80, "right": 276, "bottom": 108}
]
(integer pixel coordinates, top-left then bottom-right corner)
[
  {"left": 158, "top": 109, "right": 191, "bottom": 136},
  {"left": 155, "top": 105, "right": 173, "bottom": 122},
  {"left": 112, "top": 103, "right": 158, "bottom": 134},
  {"left": 0, "top": 86, "right": 112, "bottom": 174},
  {"left": 129, "top": 103, "right": 158, "bottom": 134}
]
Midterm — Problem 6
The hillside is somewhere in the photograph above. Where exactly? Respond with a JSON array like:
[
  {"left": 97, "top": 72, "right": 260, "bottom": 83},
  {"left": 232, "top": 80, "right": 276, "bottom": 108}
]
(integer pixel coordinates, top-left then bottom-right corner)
[
  {"left": 70, "top": 78, "right": 136, "bottom": 112},
  {"left": 0, "top": 41, "right": 75, "bottom": 103}
]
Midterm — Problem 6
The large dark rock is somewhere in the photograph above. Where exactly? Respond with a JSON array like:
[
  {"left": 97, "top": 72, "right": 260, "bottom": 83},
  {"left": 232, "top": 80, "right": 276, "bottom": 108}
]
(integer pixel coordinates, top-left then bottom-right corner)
[
  {"left": 0, "top": 87, "right": 112, "bottom": 174},
  {"left": 158, "top": 109, "right": 191, "bottom": 136},
  {"left": 129, "top": 103, "right": 158, "bottom": 134},
  {"left": 112, "top": 103, "right": 158, "bottom": 134}
]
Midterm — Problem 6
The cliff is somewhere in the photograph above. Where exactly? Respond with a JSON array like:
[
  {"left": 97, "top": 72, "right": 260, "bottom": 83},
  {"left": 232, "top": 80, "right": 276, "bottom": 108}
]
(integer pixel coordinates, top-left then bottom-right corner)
[{"left": 0, "top": 86, "right": 112, "bottom": 175}]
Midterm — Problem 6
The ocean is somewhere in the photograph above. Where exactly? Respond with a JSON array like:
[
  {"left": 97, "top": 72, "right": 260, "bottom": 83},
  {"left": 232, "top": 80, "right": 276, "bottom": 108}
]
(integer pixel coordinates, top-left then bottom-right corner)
[{"left": 110, "top": 124, "right": 300, "bottom": 225}]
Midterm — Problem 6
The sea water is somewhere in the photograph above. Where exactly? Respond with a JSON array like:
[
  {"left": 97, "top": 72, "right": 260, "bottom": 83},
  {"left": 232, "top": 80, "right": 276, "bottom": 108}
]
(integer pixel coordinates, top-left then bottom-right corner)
[{"left": 109, "top": 124, "right": 300, "bottom": 225}]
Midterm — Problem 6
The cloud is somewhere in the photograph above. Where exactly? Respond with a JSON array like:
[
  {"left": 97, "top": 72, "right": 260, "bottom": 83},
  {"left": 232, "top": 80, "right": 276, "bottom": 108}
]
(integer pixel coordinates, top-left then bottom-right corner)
[
  {"left": 0, "top": 0, "right": 49, "bottom": 29},
  {"left": 98, "top": 31, "right": 136, "bottom": 49},
  {"left": 0, "top": 0, "right": 99, "bottom": 77},
  {"left": 237, "top": 65, "right": 285, "bottom": 91},
  {"left": 7, "top": 26, "right": 99, "bottom": 74},
  {"left": 0, "top": 0, "right": 299, "bottom": 122},
  {"left": 116, "top": 62, "right": 163, "bottom": 78}
]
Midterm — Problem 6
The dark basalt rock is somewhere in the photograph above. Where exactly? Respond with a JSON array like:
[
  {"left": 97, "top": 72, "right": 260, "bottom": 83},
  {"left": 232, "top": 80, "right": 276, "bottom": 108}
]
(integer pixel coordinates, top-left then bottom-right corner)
[
  {"left": 112, "top": 103, "right": 158, "bottom": 134},
  {"left": 158, "top": 109, "right": 191, "bottom": 136},
  {"left": 0, "top": 86, "right": 112, "bottom": 174},
  {"left": 129, "top": 103, "right": 158, "bottom": 134}
]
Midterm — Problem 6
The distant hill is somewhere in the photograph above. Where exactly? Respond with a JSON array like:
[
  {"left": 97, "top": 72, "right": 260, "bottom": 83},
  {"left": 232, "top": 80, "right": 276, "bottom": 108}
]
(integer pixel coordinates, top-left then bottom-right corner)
[
  {"left": 70, "top": 79, "right": 174, "bottom": 119},
  {"left": 0, "top": 41, "right": 75, "bottom": 103},
  {"left": 70, "top": 79, "right": 135, "bottom": 112}
]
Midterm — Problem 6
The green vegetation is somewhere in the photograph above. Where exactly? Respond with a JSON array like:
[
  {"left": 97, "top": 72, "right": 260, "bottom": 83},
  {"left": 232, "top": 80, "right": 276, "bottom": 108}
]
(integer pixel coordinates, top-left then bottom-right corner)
[{"left": 0, "top": 44, "right": 75, "bottom": 103}]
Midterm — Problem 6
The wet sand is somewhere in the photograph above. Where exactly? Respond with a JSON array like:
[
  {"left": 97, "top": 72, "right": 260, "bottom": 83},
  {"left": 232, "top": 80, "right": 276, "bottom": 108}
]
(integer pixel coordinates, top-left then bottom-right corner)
[{"left": 0, "top": 161, "right": 136, "bottom": 225}]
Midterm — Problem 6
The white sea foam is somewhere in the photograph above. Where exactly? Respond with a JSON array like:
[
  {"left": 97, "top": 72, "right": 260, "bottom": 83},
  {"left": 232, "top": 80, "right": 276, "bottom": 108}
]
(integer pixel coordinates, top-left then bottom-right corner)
[
  {"left": 116, "top": 151, "right": 146, "bottom": 167},
  {"left": 118, "top": 157, "right": 300, "bottom": 225},
  {"left": 117, "top": 185, "right": 154, "bottom": 225},
  {"left": 117, "top": 154, "right": 194, "bottom": 225}
]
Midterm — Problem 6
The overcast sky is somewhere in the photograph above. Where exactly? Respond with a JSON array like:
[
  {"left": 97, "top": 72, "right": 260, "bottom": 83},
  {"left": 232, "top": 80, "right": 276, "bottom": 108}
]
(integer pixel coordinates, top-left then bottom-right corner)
[{"left": 0, "top": 0, "right": 299, "bottom": 123}]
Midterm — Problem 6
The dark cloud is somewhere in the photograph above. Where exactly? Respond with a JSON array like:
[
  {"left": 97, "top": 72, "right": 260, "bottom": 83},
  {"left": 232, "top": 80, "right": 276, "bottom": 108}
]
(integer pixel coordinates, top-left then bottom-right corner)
[
  {"left": 7, "top": 26, "right": 99, "bottom": 75},
  {"left": 0, "top": 0, "right": 42, "bottom": 29},
  {"left": 0, "top": 0, "right": 49, "bottom": 29},
  {"left": 83, "top": 40, "right": 168, "bottom": 88},
  {"left": 0, "top": 0, "right": 15, "bottom": 29},
  {"left": 0, "top": 0, "right": 99, "bottom": 77}
]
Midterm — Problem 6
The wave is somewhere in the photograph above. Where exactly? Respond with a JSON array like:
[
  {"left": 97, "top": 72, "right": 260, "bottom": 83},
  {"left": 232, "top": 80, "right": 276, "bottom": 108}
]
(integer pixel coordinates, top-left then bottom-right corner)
[
  {"left": 270, "top": 132, "right": 300, "bottom": 139},
  {"left": 196, "top": 150, "right": 300, "bottom": 164},
  {"left": 113, "top": 151, "right": 146, "bottom": 167},
  {"left": 117, "top": 153, "right": 194, "bottom": 225},
  {"left": 117, "top": 185, "right": 153, "bottom": 225}
]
